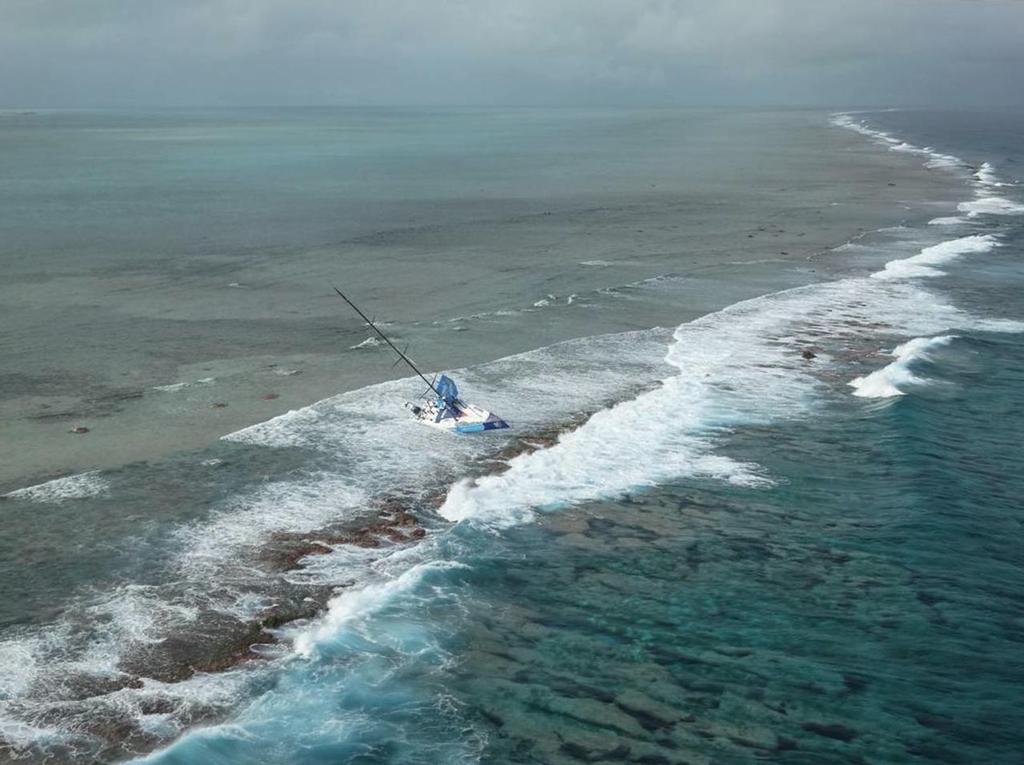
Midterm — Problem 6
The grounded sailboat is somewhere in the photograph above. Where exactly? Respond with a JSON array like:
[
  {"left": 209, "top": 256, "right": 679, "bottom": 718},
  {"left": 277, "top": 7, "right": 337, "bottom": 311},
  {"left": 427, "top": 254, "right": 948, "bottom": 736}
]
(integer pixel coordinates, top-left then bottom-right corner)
[{"left": 333, "top": 287, "right": 510, "bottom": 434}]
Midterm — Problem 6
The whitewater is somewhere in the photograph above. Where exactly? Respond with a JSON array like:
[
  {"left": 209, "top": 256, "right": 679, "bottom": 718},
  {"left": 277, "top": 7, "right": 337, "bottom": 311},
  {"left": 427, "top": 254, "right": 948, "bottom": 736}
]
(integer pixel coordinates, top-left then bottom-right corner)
[
  {"left": 133, "top": 113, "right": 1024, "bottom": 762},
  {"left": 2, "top": 109, "right": 1022, "bottom": 764}
]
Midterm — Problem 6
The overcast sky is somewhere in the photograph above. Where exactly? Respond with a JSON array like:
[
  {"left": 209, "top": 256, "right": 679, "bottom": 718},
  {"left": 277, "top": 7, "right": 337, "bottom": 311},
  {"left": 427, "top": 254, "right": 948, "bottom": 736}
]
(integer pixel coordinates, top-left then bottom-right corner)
[{"left": 3, "top": 0, "right": 1023, "bottom": 108}]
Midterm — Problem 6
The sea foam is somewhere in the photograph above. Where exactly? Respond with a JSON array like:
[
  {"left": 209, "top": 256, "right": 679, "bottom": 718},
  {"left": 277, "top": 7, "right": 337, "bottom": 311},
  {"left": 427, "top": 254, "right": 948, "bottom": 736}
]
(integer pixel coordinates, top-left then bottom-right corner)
[
  {"left": 152, "top": 377, "right": 216, "bottom": 392},
  {"left": 958, "top": 197, "right": 1024, "bottom": 217},
  {"left": 849, "top": 336, "right": 956, "bottom": 398},
  {"left": 830, "top": 113, "right": 965, "bottom": 174},
  {"left": 5, "top": 471, "right": 109, "bottom": 503},
  {"left": 349, "top": 337, "right": 381, "bottom": 350},
  {"left": 974, "top": 162, "right": 1006, "bottom": 188},
  {"left": 293, "top": 558, "right": 465, "bottom": 658},
  {"left": 872, "top": 234, "right": 999, "bottom": 280},
  {"left": 175, "top": 476, "right": 367, "bottom": 573},
  {"left": 438, "top": 267, "right": 1009, "bottom": 529},
  {"left": 11, "top": 111, "right": 1024, "bottom": 759}
]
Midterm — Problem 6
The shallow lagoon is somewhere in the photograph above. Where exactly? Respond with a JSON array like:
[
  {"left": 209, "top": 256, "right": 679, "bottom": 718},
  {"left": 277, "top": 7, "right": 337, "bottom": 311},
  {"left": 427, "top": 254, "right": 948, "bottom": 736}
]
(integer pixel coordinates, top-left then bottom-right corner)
[{"left": 2, "top": 108, "right": 1022, "bottom": 763}]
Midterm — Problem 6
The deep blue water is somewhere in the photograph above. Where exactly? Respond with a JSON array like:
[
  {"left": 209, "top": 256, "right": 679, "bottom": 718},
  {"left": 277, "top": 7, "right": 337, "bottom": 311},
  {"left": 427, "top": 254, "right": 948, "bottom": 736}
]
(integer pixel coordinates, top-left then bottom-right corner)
[
  {"left": 1, "top": 109, "right": 1022, "bottom": 764},
  {"left": 136, "top": 111, "right": 1024, "bottom": 764}
]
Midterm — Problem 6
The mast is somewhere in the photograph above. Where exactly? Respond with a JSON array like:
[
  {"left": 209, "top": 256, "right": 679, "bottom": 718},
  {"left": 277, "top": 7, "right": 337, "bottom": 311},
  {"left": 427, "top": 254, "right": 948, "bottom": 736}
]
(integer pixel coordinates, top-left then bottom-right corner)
[{"left": 333, "top": 286, "right": 441, "bottom": 397}]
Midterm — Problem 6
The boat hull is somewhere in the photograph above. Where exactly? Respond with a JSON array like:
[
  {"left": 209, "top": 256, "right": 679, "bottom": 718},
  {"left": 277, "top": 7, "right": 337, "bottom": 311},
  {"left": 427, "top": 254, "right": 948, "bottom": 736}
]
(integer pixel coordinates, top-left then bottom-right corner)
[{"left": 406, "top": 401, "right": 510, "bottom": 433}]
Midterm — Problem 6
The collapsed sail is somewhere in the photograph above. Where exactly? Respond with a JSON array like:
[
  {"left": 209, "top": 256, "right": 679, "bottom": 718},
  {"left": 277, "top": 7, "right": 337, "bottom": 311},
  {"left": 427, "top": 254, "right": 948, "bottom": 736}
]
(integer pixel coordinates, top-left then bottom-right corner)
[{"left": 435, "top": 374, "right": 459, "bottom": 406}]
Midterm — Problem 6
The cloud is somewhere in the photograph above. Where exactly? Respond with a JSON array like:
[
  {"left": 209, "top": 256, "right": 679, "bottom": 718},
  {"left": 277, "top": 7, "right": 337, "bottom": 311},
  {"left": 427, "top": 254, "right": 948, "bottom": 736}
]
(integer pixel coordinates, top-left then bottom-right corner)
[{"left": 1, "top": 0, "right": 1023, "bottom": 106}]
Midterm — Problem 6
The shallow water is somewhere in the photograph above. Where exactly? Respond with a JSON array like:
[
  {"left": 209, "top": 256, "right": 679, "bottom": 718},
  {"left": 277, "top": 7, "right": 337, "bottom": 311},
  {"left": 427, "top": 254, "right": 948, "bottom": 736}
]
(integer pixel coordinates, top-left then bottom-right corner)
[
  {"left": 0, "top": 107, "right": 955, "bottom": 488},
  {"left": 1, "top": 108, "right": 1022, "bottom": 763}
]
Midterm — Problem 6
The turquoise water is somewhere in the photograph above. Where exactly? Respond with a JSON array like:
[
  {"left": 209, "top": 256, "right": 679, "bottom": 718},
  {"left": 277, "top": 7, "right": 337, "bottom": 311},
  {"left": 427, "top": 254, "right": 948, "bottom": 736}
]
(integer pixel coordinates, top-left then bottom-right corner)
[
  {"left": 3, "top": 106, "right": 927, "bottom": 487},
  {"left": 1, "top": 109, "right": 1022, "bottom": 763}
]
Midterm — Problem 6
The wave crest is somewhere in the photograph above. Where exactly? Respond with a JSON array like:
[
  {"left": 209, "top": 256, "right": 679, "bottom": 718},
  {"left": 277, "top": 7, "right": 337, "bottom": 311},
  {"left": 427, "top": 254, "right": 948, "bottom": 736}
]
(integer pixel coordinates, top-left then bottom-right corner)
[
  {"left": 5, "top": 471, "right": 109, "bottom": 503},
  {"left": 849, "top": 336, "right": 956, "bottom": 398},
  {"left": 872, "top": 234, "right": 999, "bottom": 280}
]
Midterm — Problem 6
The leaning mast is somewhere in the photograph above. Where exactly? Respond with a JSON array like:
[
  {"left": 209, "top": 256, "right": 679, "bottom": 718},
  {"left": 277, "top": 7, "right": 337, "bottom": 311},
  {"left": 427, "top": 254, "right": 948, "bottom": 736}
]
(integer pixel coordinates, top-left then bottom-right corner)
[{"left": 332, "top": 286, "right": 441, "bottom": 397}]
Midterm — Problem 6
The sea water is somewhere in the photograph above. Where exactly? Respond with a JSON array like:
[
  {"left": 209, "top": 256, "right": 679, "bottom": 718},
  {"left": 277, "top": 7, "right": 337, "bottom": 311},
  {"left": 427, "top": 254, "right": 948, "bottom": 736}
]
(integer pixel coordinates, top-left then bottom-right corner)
[{"left": 0, "top": 108, "right": 1021, "bottom": 764}]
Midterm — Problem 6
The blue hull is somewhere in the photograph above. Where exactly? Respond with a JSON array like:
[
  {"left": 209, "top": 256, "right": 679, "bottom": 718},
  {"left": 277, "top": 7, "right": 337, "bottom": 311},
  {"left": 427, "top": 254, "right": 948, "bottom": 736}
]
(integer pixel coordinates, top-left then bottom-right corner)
[{"left": 455, "top": 419, "right": 510, "bottom": 434}]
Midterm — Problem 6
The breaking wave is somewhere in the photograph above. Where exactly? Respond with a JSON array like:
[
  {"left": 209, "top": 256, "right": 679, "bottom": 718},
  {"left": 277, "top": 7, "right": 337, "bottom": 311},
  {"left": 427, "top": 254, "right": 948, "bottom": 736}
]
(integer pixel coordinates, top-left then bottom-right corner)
[
  {"left": 6, "top": 110, "right": 1024, "bottom": 763},
  {"left": 849, "top": 335, "right": 956, "bottom": 398},
  {"left": 830, "top": 113, "right": 966, "bottom": 173},
  {"left": 4, "top": 471, "right": 109, "bottom": 503},
  {"left": 439, "top": 273, "right": 1019, "bottom": 528},
  {"left": 441, "top": 116, "right": 1023, "bottom": 528},
  {"left": 872, "top": 234, "right": 999, "bottom": 280},
  {"left": 975, "top": 162, "right": 1006, "bottom": 189},
  {"left": 958, "top": 197, "right": 1024, "bottom": 217}
]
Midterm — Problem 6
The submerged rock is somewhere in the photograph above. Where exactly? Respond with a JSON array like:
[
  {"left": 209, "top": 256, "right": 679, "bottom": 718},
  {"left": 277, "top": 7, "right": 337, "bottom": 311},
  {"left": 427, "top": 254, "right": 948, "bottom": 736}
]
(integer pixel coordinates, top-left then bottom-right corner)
[
  {"left": 120, "top": 615, "right": 270, "bottom": 683},
  {"left": 544, "top": 695, "right": 647, "bottom": 738},
  {"left": 614, "top": 690, "right": 682, "bottom": 730},
  {"left": 260, "top": 506, "right": 426, "bottom": 570},
  {"left": 554, "top": 727, "right": 636, "bottom": 763},
  {"left": 55, "top": 672, "right": 144, "bottom": 701},
  {"left": 842, "top": 673, "right": 869, "bottom": 693},
  {"left": 800, "top": 721, "right": 859, "bottom": 742},
  {"left": 119, "top": 588, "right": 332, "bottom": 684}
]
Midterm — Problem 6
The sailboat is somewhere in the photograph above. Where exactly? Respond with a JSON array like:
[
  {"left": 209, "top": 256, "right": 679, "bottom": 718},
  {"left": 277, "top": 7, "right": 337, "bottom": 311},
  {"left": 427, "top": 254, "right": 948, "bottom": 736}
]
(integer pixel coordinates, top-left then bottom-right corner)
[{"left": 334, "top": 287, "right": 511, "bottom": 434}]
